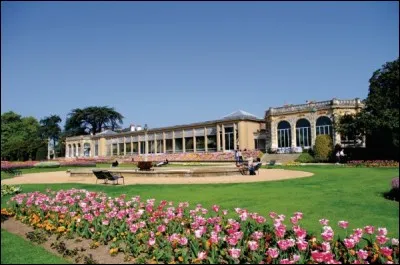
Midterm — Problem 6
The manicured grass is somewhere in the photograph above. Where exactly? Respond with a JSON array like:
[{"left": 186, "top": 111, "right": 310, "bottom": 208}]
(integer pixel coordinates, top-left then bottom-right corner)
[
  {"left": 2, "top": 166, "right": 398, "bottom": 238},
  {"left": 1, "top": 229, "right": 69, "bottom": 264}
]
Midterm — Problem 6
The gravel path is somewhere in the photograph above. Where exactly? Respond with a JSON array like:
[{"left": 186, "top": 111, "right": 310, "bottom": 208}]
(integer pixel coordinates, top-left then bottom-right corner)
[{"left": 1, "top": 169, "right": 313, "bottom": 185}]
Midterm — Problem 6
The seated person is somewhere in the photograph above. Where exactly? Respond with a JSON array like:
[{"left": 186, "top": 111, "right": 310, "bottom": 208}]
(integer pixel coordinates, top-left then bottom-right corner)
[{"left": 248, "top": 157, "right": 256, "bottom": 175}]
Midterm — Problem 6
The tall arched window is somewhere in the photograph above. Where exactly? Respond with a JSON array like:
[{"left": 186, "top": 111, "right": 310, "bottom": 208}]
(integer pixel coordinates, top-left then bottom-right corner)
[
  {"left": 296, "top": 119, "right": 311, "bottom": 148},
  {"left": 72, "top": 144, "right": 76, "bottom": 157},
  {"left": 316, "top": 116, "right": 333, "bottom": 136},
  {"left": 277, "top": 121, "right": 291, "bottom": 148}
]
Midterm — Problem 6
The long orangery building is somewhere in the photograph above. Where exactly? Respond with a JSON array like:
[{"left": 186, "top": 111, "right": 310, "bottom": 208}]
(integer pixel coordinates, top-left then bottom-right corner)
[{"left": 65, "top": 98, "right": 364, "bottom": 158}]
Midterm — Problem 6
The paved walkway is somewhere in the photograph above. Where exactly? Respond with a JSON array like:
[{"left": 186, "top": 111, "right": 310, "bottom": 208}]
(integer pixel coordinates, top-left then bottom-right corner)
[{"left": 1, "top": 169, "right": 313, "bottom": 185}]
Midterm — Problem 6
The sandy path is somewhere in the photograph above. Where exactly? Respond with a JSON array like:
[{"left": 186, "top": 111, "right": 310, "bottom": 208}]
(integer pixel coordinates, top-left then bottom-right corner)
[{"left": 1, "top": 169, "right": 313, "bottom": 185}]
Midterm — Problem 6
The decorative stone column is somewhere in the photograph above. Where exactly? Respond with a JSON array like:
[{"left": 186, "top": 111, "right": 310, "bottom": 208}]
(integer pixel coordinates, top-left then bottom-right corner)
[
  {"left": 233, "top": 123, "right": 237, "bottom": 150},
  {"left": 222, "top": 125, "right": 226, "bottom": 151},
  {"left": 172, "top": 131, "right": 175, "bottom": 153},
  {"left": 290, "top": 122, "right": 297, "bottom": 148},
  {"left": 182, "top": 130, "right": 185, "bottom": 153},
  {"left": 204, "top": 127, "right": 208, "bottom": 152},
  {"left": 154, "top": 133, "right": 157, "bottom": 154},
  {"left": 216, "top": 125, "right": 221, "bottom": 151},
  {"left": 66, "top": 145, "right": 70, "bottom": 158},
  {"left": 163, "top": 132, "right": 166, "bottom": 154},
  {"left": 193, "top": 129, "right": 196, "bottom": 153}
]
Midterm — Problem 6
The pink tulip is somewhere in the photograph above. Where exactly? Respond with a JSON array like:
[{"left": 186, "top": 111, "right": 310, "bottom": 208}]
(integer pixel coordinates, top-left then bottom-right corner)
[
  {"left": 248, "top": 240, "right": 259, "bottom": 251},
  {"left": 266, "top": 247, "right": 279, "bottom": 258},
  {"left": 364, "top": 226, "right": 375, "bottom": 235},
  {"left": 380, "top": 247, "right": 393, "bottom": 257},
  {"left": 319, "top": 219, "right": 329, "bottom": 225},
  {"left": 338, "top": 221, "right": 349, "bottom": 229},
  {"left": 198, "top": 251, "right": 207, "bottom": 260},
  {"left": 357, "top": 249, "right": 368, "bottom": 260},
  {"left": 322, "top": 242, "right": 331, "bottom": 252},
  {"left": 296, "top": 239, "right": 308, "bottom": 251},
  {"left": 344, "top": 238, "right": 356, "bottom": 249},
  {"left": 376, "top": 235, "right": 388, "bottom": 245},
  {"left": 378, "top": 228, "right": 388, "bottom": 236},
  {"left": 148, "top": 237, "right": 156, "bottom": 246},
  {"left": 228, "top": 248, "right": 241, "bottom": 259}
]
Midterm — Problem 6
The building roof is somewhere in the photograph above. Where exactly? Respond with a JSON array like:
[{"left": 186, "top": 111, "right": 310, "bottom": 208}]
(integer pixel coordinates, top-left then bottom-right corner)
[
  {"left": 95, "top": 130, "right": 118, "bottom": 136},
  {"left": 222, "top": 110, "right": 261, "bottom": 120}
]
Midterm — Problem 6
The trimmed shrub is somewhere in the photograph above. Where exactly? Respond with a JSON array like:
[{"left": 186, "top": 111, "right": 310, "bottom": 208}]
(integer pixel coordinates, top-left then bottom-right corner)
[
  {"left": 33, "top": 161, "right": 60, "bottom": 168},
  {"left": 314, "top": 135, "right": 333, "bottom": 162},
  {"left": 295, "top": 153, "right": 315, "bottom": 163}
]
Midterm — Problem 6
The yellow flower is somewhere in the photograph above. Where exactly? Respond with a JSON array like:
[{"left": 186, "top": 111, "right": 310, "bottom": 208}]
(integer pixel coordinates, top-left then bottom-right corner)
[
  {"left": 57, "top": 226, "right": 66, "bottom": 233},
  {"left": 178, "top": 256, "right": 183, "bottom": 262}
]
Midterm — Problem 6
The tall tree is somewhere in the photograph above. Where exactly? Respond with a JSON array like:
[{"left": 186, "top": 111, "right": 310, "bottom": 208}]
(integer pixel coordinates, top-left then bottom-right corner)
[
  {"left": 336, "top": 58, "right": 399, "bottom": 148},
  {"left": 1, "top": 111, "right": 44, "bottom": 161},
  {"left": 65, "top": 106, "right": 124, "bottom": 136},
  {"left": 40, "top": 115, "right": 62, "bottom": 159}
]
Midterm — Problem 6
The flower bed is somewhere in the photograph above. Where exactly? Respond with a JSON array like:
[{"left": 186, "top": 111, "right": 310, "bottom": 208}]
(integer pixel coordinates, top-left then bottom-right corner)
[
  {"left": 1, "top": 161, "right": 37, "bottom": 170},
  {"left": 34, "top": 162, "right": 61, "bottom": 168},
  {"left": 347, "top": 160, "right": 399, "bottom": 168},
  {"left": 3, "top": 189, "right": 398, "bottom": 264}
]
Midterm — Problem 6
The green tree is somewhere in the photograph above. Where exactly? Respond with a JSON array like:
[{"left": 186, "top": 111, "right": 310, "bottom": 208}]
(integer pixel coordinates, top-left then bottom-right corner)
[
  {"left": 1, "top": 111, "right": 44, "bottom": 161},
  {"left": 65, "top": 106, "right": 124, "bottom": 136},
  {"left": 336, "top": 58, "right": 399, "bottom": 148},
  {"left": 39, "top": 115, "right": 62, "bottom": 159}
]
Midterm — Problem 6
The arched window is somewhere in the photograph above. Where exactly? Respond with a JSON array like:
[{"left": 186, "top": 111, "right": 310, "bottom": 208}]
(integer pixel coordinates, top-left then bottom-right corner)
[
  {"left": 296, "top": 119, "right": 311, "bottom": 148},
  {"left": 277, "top": 121, "right": 291, "bottom": 148},
  {"left": 316, "top": 116, "right": 333, "bottom": 136},
  {"left": 72, "top": 144, "right": 76, "bottom": 157},
  {"left": 77, "top": 143, "right": 81, "bottom": 157}
]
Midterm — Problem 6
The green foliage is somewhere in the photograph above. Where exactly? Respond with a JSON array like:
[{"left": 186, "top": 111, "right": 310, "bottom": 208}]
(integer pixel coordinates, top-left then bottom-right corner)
[
  {"left": 314, "top": 135, "right": 333, "bottom": 162},
  {"left": 295, "top": 153, "right": 315, "bottom": 163},
  {"left": 34, "top": 162, "right": 61, "bottom": 168},
  {"left": 40, "top": 115, "right": 62, "bottom": 159},
  {"left": 65, "top": 106, "right": 124, "bottom": 136},
  {"left": 1, "top": 184, "right": 22, "bottom": 197},
  {"left": 1, "top": 111, "right": 45, "bottom": 161},
  {"left": 336, "top": 58, "right": 399, "bottom": 148},
  {"left": 36, "top": 146, "right": 48, "bottom": 161}
]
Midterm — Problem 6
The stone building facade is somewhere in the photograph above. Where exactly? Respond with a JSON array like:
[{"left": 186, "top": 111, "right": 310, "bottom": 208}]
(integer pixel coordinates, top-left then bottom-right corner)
[{"left": 65, "top": 98, "right": 364, "bottom": 158}]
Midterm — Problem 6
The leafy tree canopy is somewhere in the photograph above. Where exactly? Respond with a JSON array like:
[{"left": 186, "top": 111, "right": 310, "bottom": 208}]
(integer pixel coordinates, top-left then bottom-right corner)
[{"left": 65, "top": 106, "right": 124, "bottom": 136}]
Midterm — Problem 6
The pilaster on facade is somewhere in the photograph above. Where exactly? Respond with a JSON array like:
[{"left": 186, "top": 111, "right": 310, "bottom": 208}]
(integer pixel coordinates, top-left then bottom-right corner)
[
  {"left": 290, "top": 122, "right": 297, "bottom": 148},
  {"left": 163, "top": 132, "right": 166, "bottom": 154},
  {"left": 216, "top": 125, "right": 221, "bottom": 151},
  {"left": 233, "top": 123, "right": 237, "bottom": 150},
  {"left": 172, "top": 131, "right": 175, "bottom": 153},
  {"left": 204, "top": 127, "right": 208, "bottom": 152},
  {"left": 193, "top": 129, "right": 196, "bottom": 153},
  {"left": 222, "top": 125, "right": 226, "bottom": 151}
]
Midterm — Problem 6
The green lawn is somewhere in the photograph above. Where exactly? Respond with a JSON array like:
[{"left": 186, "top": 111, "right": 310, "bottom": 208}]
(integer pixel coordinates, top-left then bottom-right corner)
[
  {"left": 1, "top": 166, "right": 398, "bottom": 264},
  {"left": 1, "top": 229, "right": 69, "bottom": 264}
]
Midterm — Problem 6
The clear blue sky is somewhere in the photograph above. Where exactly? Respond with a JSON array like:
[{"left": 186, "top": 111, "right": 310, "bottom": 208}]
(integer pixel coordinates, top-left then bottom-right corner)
[{"left": 1, "top": 1, "right": 398, "bottom": 129}]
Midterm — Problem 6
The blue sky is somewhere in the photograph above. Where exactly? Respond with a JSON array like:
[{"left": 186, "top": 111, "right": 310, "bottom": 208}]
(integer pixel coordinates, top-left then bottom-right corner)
[{"left": 1, "top": 1, "right": 398, "bottom": 129}]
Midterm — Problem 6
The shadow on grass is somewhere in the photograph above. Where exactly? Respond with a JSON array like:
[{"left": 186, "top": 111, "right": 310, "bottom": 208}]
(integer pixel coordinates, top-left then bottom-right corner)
[{"left": 383, "top": 188, "right": 399, "bottom": 202}]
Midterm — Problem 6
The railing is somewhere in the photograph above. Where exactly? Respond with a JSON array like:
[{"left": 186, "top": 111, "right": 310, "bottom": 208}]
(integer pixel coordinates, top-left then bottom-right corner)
[{"left": 266, "top": 98, "right": 362, "bottom": 116}]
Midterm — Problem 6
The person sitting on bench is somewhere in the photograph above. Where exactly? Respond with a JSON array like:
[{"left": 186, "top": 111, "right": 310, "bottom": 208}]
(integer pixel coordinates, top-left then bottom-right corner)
[{"left": 111, "top": 160, "right": 119, "bottom": 167}]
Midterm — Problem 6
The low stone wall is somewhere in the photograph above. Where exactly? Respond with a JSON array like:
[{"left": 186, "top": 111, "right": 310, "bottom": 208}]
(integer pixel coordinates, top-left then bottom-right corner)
[{"left": 69, "top": 167, "right": 241, "bottom": 178}]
